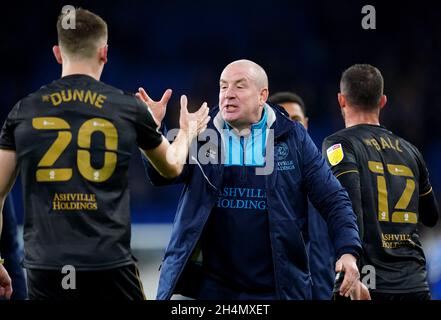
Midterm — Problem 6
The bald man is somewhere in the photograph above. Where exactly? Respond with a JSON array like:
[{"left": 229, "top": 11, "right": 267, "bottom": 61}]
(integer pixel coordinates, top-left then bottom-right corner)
[{"left": 144, "top": 60, "right": 363, "bottom": 300}]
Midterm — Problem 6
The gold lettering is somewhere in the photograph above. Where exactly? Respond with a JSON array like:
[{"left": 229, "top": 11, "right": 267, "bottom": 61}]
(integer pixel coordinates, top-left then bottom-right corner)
[
  {"left": 382, "top": 241, "right": 391, "bottom": 248},
  {"left": 380, "top": 137, "right": 391, "bottom": 149},
  {"left": 84, "top": 91, "right": 97, "bottom": 105},
  {"left": 95, "top": 94, "right": 106, "bottom": 108},
  {"left": 396, "top": 140, "right": 403, "bottom": 152},
  {"left": 371, "top": 139, "right": 381, "bottom": 151},
  {"left": 387, "top": 137, "right": 396, "bottom": 150},
  {"left": 50, "top": 93, "right": 62, "bottom": 106},
  {"left": 73, "top": 89, "right": 84, "bottom": 102},
  {"left": 52, "top": 192, "right": 98, "bottom": 211},
  {"left": 61, "top": 89, "right": 72, "bottom": 102}
]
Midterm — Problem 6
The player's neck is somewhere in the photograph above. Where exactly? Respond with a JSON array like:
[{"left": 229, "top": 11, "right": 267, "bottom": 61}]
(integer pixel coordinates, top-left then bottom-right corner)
[
  {"left": 61, "top": 60, "right": 103, "bottom": 81},
  {"left": 344, "top": 108, "right": 380, "bottom": 128}
]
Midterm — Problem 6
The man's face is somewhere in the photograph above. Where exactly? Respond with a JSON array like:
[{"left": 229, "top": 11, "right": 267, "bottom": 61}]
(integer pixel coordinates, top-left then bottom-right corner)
[
  {"left": 219, "top": 64, "right": 265, "bottom": 130},
  {"left": 279, "top": 102, "right": 308, "bottom": 129}
]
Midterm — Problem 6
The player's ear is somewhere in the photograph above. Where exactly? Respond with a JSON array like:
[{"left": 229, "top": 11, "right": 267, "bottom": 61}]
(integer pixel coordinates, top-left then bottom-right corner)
[
  {"left": 52, "top": 45, "right": 63, "bottom": 64},
  {"left": 99, "top": 44, "right": 108, "bottom": 64},
  {"left": 259, "top": 87, "right": 269, "bottom": 105},
  {"left": 379, "top": 94, "right": 387, "bottom": 109},
  {"left": 304, "top": 116, "right": 309, "bottom": 130},
  {"left": 338, "top": 93, "right": 346, "bottom": 108}
]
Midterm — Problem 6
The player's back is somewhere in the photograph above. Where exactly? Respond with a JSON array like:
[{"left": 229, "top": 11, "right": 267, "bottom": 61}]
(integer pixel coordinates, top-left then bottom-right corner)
[
  {"left": 324, "top": 124, "right": 431, "bottom": 293},
  {"left": 0, "top": 74, "right": 161, "bottom": 270}
]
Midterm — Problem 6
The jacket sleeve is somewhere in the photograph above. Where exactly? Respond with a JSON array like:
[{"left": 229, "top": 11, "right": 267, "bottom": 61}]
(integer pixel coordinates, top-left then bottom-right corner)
[
  {"left": 322, "top": 135, "right": 365, "bottom": 241},
  {"left": 298, "top": 127, "right": 362, "bottom": 259}
]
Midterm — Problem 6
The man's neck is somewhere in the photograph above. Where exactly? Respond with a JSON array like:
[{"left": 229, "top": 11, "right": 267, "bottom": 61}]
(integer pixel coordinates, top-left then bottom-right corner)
[
  {"left": 61, "top": 60, "right": 102, "bottom": 81},
  {"left": 227, "top": 106, "right": 266, "bottom": 135},
  {"left": 344, "top": 108, "right": 380, "bottom": 128}
]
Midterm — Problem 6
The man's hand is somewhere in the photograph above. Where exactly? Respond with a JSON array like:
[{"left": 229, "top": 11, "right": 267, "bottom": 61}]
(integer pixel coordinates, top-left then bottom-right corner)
[
  {"left": 143, "top": 95, "right": 210, "bottom": 179},
  {"left": 136, "top": 87, "right": 172, "bottom": 127},
  {"left": 335, "top": 253, "right": 360, "bottom": 298},
  {"left": 178, "top": 95, "right": 210, "bottom": 140},
  {"left": 0, "top": 265, "right": 12, "bottom": 299},
  {"left": 350, "top": 281, "right": 371, "bottom": 300}
]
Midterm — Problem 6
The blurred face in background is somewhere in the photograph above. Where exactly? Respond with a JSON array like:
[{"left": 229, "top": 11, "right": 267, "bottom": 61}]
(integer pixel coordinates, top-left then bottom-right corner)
[
  {"left": 219, "top": 62, "right": 268, "bottom": 131},
  {"left": 279, "top": 102, "right": 309, "bottom": 129}
]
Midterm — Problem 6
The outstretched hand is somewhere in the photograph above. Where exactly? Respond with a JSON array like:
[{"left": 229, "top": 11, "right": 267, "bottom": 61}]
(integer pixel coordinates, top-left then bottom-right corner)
[
  {"left": 136, "top": 87, "right": 172, "bottom": 127},
  {"left": 179, "top": 95, "right": 210, "bottom": 140}
]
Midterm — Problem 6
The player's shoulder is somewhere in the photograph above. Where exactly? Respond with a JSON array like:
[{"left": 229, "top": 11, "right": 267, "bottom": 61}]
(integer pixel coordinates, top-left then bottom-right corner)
[
  {"left": 323, "top": 126, "right": 354, "bottom": 147},
  {"left": 394, "top": 134, "right": 424, "bottom": 160},
  {"left": 324, "top": 124, "right": 388, "bottom": 146},
  {"left": 96, "top": 81, "right": 141, "bottom": 107}
]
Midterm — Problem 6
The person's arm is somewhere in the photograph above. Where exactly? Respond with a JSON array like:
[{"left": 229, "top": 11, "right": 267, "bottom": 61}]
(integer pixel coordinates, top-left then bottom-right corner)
[
  {"left": 414, "top": 148, "right": 439, "bottom": 227},
  {"left": 322, "top": 136, "right": 365, "bottom": 241},
  {"left": 419, "top": 190, "right": 439, "bottom": 227},
  {"left": 136, "top": 87, "right": 172, "bottom": 128},
  {"left": 335, "top": 171, "right": 364, "bottom": 239},
  {"left": 143, "top": 151, "right": 192, "bottom": 187},
  {"left": 140, "top": 95, "right": 209, "bottom": 179},
  {"left": 134, "top": 89, "right": 192, "bottom": 185},
  {"left": 0, "top": 151, "right": 18, "bottom": 236},
  {"left": 0, "top": 149, "right": 17, "bottom": 299},
  {"left": 299, "top": 126, "right": 362, "bottom": 298}
]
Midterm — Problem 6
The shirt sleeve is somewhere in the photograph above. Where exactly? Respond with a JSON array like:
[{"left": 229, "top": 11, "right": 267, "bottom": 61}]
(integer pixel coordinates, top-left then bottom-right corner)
[
  {"left": 134, "top": 97, "right": 163, "bottom": 150},
  {"left": 412, "top": 146, "right": 439, "bottom": 227},
  {"left": 322, "top": 134, "right": 359, "bottom": 178},
  {"left": 0, "top": 101, "right": 21, "bottom": 150},
  {"left": 299, "top": 127, "right": 362, "bottom": 259},
  {"left": 413, "top": 147, "right": 432, "bottom": 196},
  {"left": 322, "top": 135, "right": 365, "bottom": 238}
]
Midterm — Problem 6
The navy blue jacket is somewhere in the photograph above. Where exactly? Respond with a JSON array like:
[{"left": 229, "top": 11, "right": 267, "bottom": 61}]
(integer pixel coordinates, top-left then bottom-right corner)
[
  {"left": 146, "top": 104, "right": 361, "bottom": 300},
  {"left": 308, "top": 202, "right": 335, "bottom": 299}
]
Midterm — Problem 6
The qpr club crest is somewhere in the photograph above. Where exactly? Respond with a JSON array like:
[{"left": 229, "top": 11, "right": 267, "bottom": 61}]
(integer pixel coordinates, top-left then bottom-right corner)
[{"left": 275, "top": 142, "right": 289, "bottom": 161}]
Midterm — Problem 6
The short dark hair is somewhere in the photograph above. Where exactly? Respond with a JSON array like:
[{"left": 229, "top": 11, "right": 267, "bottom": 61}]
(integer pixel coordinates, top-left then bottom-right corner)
[
  {"left": 340, "top": 64, "right": 384, "bottom": 110},
  {"left": 268, "top": 92, "right": 306, "bottom": 116},
  {"left": 57, "top": 8, "right": 108, "bottom": 59}
]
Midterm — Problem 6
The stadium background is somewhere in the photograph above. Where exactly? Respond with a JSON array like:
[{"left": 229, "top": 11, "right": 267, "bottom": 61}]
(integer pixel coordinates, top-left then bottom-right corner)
[{"left": 0, "top": 0, "right": 440, "bottom": 299}]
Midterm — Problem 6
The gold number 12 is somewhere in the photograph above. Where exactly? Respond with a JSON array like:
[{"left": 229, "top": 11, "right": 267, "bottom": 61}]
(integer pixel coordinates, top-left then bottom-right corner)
[{"left": 368, "top": 161, "right": 417, "bottom": 224}]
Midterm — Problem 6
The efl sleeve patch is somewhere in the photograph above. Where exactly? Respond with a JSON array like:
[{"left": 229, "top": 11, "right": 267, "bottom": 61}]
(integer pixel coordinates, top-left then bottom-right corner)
[{"left": 326, "top": 143, "right": 344, "bottom": 166}]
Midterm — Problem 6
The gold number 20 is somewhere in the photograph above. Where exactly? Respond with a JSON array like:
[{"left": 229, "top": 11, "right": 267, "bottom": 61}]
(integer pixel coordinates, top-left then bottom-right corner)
[
  {"left": 33, "top": 117, "right": 118, "bottom": 183},
  {"left": 368, "top": 161, "right": 417, "bottom": 224}
]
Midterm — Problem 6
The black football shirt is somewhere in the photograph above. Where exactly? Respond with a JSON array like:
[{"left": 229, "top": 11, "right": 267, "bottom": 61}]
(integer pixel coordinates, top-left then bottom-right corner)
[
  {"left": 323, "top": 124, "right": 433, "bottom": 293},
  {"left": 0, "top": 74, "right": 162, "bottom": 270}
]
